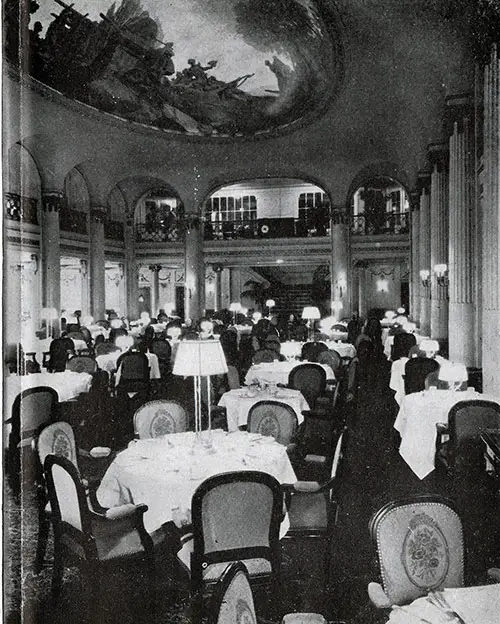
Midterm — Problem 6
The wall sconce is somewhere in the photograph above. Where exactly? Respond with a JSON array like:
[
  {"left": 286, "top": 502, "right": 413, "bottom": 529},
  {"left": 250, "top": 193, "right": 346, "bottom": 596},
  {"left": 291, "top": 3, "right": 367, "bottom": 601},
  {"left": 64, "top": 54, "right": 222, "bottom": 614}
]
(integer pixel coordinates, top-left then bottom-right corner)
[
  {"left": 376, "top": 278, "right": 388, "bottom": 293},
  {"left": 420, "top": 269, "right": 431, "bottom": 287},
  {"left": 434, "top": 263, "right": 449, "bottom": 287}
]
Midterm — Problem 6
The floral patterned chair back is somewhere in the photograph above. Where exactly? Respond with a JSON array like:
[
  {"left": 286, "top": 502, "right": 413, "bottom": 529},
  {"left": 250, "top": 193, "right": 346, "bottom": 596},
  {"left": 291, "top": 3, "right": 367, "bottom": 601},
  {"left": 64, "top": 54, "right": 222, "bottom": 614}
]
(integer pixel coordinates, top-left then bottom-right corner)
[
  {"left": 133, "top": 400, "right": 187, "bottom": 439},
  {"left": 207, "top": 561, "right": 257, "bottom": 624},
  {"left": 247, "top": 400, "right": 298, "bottom": 446},
  {"left": 368, "top": 495, "right": 464, "bottom": 607},
  {"left": 66, "top": 355, "right": 97, "bottom": 374},
  {"left": 37, "top": 421, "right": 79, "bottom": 471}
]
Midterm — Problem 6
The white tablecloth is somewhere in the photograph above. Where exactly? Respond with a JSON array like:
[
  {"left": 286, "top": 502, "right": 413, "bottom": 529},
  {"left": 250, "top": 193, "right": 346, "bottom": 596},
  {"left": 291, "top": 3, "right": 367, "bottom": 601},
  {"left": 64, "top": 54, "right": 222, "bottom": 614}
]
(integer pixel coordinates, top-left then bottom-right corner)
[
  {"left": 218, "top": 388, "right": 309, "bottom": 432},
  {"left": 279, "top": 341, "right": 356, "bottom": 361},
  {"left": 244, "top": 361, "right": 334, "bottom": 386},
  {"left": 86, "top": 325, "right": 110, "bottom": 340},
  {"left": 385, "top": 584, "right": 500, "bottom": 624},
  {"left": 4, "top": 371, "right": 93, "bottom": 416},
  {"left": 389, "top": 357, "right": 409, "bottom": 405},
  {"left": 96, "top": 429, "right": 297, "bottom": 534},
  {"left": 394, "top": 389, "right": 499, "bottom": 479}
]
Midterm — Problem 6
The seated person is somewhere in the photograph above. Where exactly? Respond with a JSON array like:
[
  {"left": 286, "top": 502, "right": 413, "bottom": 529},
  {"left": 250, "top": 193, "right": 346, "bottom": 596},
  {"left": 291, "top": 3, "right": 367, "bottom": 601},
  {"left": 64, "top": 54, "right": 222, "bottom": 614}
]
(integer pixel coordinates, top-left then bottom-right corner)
[{"left": 263, "top": 333, "right": 286, "bottom": 361}]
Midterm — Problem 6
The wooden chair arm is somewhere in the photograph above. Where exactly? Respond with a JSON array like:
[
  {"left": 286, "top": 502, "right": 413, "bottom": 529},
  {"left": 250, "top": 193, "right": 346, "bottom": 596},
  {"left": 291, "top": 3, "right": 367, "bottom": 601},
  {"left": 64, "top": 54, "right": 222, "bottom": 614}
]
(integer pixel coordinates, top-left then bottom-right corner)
[{"left": 436, "top": 422, "right": 449, "bottom": 434}]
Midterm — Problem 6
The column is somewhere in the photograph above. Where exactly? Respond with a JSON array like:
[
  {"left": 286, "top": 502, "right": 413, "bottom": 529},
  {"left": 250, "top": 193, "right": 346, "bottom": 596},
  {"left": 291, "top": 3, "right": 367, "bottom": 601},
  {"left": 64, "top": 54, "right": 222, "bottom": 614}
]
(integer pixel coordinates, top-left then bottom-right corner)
[
  {"left": 417, "top": 174, "right": 431, "bottom": 335},
  {"left": 80, "top": 259, "right": 89, "bottom": 317},
  {"left": 125, "top": 213, "right": 139, "bottom": 320},
  {"left": 482, "top": 44, "right": 500, "bottom": 393},
  {"left": 41, "top": 190, "right": 63, "bottom": 336},
  {"left": 330, "top": 208, "right": 351, "bottom": 319},
  {"left": 184, "top": 211, "right": 205, "bottom": 322},
  {"left": 89, "top": 207, "right": 106, "bottom": 320},
  {"left": 428, "top": 143, "right": 449, "bottom": 343},
  {"left": 410, "top": 191, "right": 420, "bottom": 322},
  {"left": 212, "top": 264, "right": 224, "bottom": 311},
  {"left": 149, "top": 264, "right": 162, "bottom": 317},
  {"left": 447, "top": 94, "right": 476, "bottom": 365}
]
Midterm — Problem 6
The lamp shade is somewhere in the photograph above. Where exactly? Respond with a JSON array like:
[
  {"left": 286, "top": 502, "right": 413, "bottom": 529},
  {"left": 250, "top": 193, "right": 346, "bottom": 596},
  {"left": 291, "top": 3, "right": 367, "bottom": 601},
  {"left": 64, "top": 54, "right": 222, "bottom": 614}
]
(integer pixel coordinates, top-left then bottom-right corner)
[
  {"left": 265, "top": 299, "right": 275, "bottom": 308},
  {"left": 301, "top": 306, "right": 321, "bottom": 320},
  {"left": 229, "top": 302, "right": 241, "bottom": 312},
  {"left": 438, "top": 362, "right": 468, "bottom": 383},
  {"left": 173, "top": 340, "right": 228, "bottom": 377},
  {"left": 419, "top": 339, "right": 440, "bottom": 354},
  {"left": 41, "top": 307, "right": 58, "bottom": 320}
]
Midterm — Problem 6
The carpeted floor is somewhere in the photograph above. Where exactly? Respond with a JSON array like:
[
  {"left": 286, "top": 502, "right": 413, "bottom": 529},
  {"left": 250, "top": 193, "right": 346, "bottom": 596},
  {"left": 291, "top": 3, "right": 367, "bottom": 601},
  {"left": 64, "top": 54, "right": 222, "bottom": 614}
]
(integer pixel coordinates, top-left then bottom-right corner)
[{"left": 4, "top": 358, "right": 499, "bottom": 623}]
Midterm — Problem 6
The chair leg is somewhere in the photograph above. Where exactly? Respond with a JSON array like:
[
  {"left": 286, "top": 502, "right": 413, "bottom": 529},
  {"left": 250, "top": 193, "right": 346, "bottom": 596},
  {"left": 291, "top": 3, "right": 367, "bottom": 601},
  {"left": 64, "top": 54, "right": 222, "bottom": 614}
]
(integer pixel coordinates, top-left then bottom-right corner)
[{"left": 34, "top": 514, "right": 50, "bottom": 574}]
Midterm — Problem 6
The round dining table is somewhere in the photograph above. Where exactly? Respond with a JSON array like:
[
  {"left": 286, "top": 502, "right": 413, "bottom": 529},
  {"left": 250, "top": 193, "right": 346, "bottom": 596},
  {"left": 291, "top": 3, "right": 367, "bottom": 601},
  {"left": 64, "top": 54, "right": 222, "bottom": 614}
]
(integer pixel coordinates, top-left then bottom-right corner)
[{"left": 96, "top": 429, "right": 297, "bottom": 534}]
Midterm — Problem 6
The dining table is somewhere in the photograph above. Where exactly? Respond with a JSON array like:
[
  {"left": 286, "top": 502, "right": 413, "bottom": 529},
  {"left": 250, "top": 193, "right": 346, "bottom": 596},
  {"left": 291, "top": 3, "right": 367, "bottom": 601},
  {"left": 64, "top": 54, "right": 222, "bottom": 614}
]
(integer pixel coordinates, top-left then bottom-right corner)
[
  {"left": 218, "top": 387, "right": 310, "bottom": 432},
  {"left": 96, "top": 429, "right": 297, "bottom": 535},
  {"left": 394, "top": 388, "right": 500, "bottom": 480},
  {"left": 244, "top": 360, "right": 335, "bottom": 387},
  {"left": 385, "top": 583, "right": 500, "bottom": 624},
  {"left": 3, "top": 370, "right": 94, "bottom": 448}
]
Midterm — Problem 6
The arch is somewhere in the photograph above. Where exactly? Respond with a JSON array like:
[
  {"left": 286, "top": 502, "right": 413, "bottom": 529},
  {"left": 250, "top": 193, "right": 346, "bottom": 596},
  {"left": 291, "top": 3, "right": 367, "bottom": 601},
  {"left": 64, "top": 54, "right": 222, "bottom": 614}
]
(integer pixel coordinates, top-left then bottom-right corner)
[
  {"left": 63, "top": 168, "right": 90, "bottom": 214},
  {"left": 345, "top": 162, "right": 411, "bottom": 207}
]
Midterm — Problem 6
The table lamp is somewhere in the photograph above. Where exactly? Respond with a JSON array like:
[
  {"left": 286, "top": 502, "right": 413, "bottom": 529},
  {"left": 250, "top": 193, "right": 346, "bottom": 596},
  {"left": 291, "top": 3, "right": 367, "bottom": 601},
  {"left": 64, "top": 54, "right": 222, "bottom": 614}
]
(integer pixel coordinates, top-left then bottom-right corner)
[
  {"left": 41, "top": 307, "right": 58, "bottom": 339},
  {"left": 301, "top": 306, "right": 321, "bottom": 341},
  {"left": 173, "top": 340, "right": 228, "bottom": 440},
  {"left": 438, "top": 362, "right": 468, "bottom": 391},
  {"left": 419, "top": 339, "right": 440, "bottom": 357},
  {"left": 229, "top": 302, "right": 241, "bottom": 324}
]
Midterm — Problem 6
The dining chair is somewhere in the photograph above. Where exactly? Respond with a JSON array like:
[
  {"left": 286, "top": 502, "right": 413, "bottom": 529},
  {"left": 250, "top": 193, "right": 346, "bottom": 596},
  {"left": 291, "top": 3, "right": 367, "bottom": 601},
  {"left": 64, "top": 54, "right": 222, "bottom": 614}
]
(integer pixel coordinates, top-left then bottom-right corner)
[
  {"left": 403, "top": 356, "right": 440, "bottom": 395},
  {"left": 33, "top": 421, "right": 111, "bottom": 573},
  {"left": 282, "top": 428, "right": 348, "bottom": 586},
  {"left": 209, "top": 561, "right": 330, "bottom": 624},
  {"left": 287, "top": 363, "right": 327, "bottom": 410},
  {"left": 150, "top": 338, "right": 172, "bottom": 379},
  {"left": 367, "top": 495, "right": 464, "bottom": 608},
  {"left": 176, "top": 471, "right": 283, "bottom": 618},
  {"left": 116, "top": 350, "right": 150, "bottom": 395},
  {"left": 43, "top": 454, "right": 155, "bottom": 614},
  {"left": 317, "top": 349, "right": 342, "bottom": 375},
  {"left": 5, "top": 386, "right": 59, "bottom": 497},
  {"left": 207, "top": 561, "right": 257, "bottom": 624},
  {"left": 301, "top": 341, "right": 328, "bottom": 363},
  {"left": 247, "top": 400, "right": 298, "bottom": 447},
  {"left": 391, "top": 332, "right": 417, "bottom": 361},
  {"left": 297, "top": 402, "right": 345, "bottom": 468},
  {"left": 435, "top": 399, "right": 500, "bottom": 474},
  {"left": 47, "top": 336, "right": 76, "bottom": 372},
  {"left": 66, "top": 354, "right": 98, "bottom": 374},
  {"left": 133, "top": 399, "right": 187, "bottom": 438}
]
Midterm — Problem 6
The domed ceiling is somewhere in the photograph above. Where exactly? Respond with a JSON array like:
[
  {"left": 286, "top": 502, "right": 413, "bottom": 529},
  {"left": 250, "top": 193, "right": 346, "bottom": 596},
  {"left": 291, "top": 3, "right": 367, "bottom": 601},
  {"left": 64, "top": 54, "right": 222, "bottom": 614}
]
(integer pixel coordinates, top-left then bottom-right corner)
[{"left": 20, "top": 0, "right": 343, "bottom": 137}]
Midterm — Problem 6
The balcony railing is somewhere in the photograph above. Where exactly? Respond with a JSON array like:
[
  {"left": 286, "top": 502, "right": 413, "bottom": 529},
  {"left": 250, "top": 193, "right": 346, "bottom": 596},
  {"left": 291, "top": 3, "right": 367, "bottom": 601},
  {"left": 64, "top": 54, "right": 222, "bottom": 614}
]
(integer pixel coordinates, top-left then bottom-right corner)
[
  {"left": 60, "top": 207, "right": 88, "bottom": 234},
  {"left": 4, "top": 192, "right": 38, "bottom": 225},
  {"left": 136, "top": 220, "right": 184, "bottom": 243},
  {"left": 351, "top": 211, "right": 409, "bottom": 236},
  {"left": 104, "top": 219, "right": 124, "bottom": 241},
  {"left": 204, "top": 217, "right": 330, "bottom": 240}
]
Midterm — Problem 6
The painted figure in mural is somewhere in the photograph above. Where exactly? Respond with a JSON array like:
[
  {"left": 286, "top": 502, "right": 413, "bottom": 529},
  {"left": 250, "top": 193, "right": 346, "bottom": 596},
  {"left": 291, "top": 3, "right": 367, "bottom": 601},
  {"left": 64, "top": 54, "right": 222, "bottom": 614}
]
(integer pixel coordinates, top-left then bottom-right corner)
[{"left": 265, "top": 55, "right": 294, "bottom": 93}]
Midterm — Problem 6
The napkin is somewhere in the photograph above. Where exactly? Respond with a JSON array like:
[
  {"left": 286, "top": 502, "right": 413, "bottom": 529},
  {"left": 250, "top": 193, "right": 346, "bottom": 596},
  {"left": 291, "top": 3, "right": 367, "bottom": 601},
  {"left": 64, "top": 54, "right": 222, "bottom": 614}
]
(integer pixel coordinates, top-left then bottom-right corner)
[{"left": 443, "top": 584, "right": 500, "bottom": 624}]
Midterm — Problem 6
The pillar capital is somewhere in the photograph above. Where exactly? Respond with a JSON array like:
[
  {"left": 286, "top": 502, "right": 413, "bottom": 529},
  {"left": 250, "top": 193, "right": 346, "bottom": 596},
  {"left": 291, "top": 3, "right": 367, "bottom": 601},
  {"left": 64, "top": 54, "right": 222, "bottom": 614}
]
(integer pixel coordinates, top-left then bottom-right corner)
[
  {"left": 444, "top": 92, "right": 474, "bottom": 135},
  {"left": 41, "top": 191, "right": 64, "bottom": 212},
  {"left": 90, "top": 207, "right": 108, "bottom": 223},
  {"left": 148, "top": 264, "right": 162, "bottom": 273},
  {"left": 427, "top": 142, "right": 449, "bottom": 172},
  {"left": 330, "top": 207, "right": 349, "bottom": 225},
  {"left": 416, "top": 171, "right": 431, "bottom": 194},
  {"left": 409, "top": 189, "right": 421, "bottom": 211},
  {"left": 212, "top": 263, "right": 224, "bottom": 273}
]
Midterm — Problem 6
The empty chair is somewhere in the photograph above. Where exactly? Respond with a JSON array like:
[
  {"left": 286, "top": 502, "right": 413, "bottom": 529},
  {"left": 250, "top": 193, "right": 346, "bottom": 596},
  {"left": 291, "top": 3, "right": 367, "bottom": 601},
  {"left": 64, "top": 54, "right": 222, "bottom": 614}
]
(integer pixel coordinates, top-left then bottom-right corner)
[
  {"left": 404, "top": 356, "right": 440, "bottom": 395},
  {"left": 176, "top": 471, "right": 283, "bottom": 612},
  {"left": 391, "top": 332, "right": 417, "bottom": 361},
  {"left": 247, "top": 400, "right": 298, "bottom": 447},
  {"left": 317, "top": 349, "right": 342, "bottom": 375},
  {"left": 368, "top": 495, "right": 464, "bottom": 608},
  {"left": 207, "top": 561, "right": 257, "bottom": 624},
  {"left": 66, "top": 354, "right": 97, "bottom": 374},
  {"left": 116, "top": 350, "right": 150, "bottom": 393},
  {"left": 287, "top": 363, "right": 327, "bottom": 409},
  {"left": 435, "top": 399, "right": 500, "bottom": 473},
  {"left": 209, "top": 561, "right": 328, "bottom": 624},
  {"left": 252, "top": 349, "right": 278, "bottom": 364},
  {"left": 44, "top": 455, "right": 155, "bottom": 610},
  {"left": 5, "top": 386, "right": 59, "bottom": 496},
  {"left": 282, "top": 428, "right": 347, "bottom": 582},
  {"left": 47, "top": 336, "right": 76, "bottom": 372},
  {"left": 133, "top": 400, "right": 187, "bottom": 438},
  {"left": 301, "top": 341, "right": 328, "bottom": 362},
  {"left": 34, "top": 421, "right": 110, "bottom": 572}
]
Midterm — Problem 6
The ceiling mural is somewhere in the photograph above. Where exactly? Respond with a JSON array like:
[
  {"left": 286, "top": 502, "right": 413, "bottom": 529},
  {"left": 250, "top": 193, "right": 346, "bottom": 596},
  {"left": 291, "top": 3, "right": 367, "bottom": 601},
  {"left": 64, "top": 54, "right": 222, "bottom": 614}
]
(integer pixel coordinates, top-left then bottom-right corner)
[{"left": 6, "top": 0, "right": 343, "bottom": 137}]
